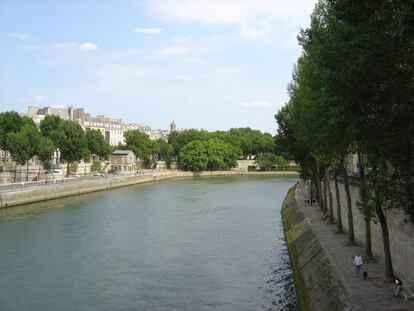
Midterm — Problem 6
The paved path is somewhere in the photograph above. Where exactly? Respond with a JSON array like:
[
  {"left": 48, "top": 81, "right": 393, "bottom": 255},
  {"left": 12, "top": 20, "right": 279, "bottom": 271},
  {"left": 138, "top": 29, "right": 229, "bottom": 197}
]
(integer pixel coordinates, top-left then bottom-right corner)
[{"left": 295, "top": 181, "right": 414, "bottom": 311}]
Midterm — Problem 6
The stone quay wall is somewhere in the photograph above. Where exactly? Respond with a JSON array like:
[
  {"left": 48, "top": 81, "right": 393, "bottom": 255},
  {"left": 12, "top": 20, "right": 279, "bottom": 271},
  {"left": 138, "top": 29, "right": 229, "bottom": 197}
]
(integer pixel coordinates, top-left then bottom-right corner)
[
  {"left": 282, "top": 186, "right": 351, "bottom": 311},
  {"left": 326, "top": 178, "right": 414, "bottom": 286},
  {"left": 0, "top": 170, "right": 298, "bottom": 209}
]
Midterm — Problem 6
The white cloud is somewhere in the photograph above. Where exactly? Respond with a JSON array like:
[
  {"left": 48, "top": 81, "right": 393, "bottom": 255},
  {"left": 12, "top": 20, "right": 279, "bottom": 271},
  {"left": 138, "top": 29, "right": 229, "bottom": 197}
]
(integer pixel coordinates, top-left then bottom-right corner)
[
  {"left": 27, "top": 41, "right": 98, "bottom": 53},
  {"left": 240, "top": 101, "right": 271, "bottom": 108},
  {"left": 241, "top": 21, "right": 272, "bottom": 40},
  {"left": 79, "top": 42, "right": 98, "bottom": 51},
  {"left": 53, "top": 42, "right": 79, "bottom": 50},
  {"left": 34, "top": 95, "right": 44, "bottom": 101},
  {"left": 172, "top": 74, "right": 190, "bottom": 81},
  {"left": 156, "top": 46, "right": 187, "bottom": 57},
  {"left": 134, "top": 27, "right": 164, "bottom": 34},
  {"left": 87, "top": 64, "right": 160, "bottom": 92},
  {"left": 9, "top": 32, "right": 32, "bottom": 40},
  {"left": 144, "top": 0, "right": 314, "bottom": 26}
]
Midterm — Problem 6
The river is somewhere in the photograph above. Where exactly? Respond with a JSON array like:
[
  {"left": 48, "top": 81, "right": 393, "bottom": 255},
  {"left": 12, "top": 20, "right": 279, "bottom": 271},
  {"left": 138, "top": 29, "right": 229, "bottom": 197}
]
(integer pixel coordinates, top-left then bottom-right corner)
[{"left": 0, "top": 176, "right": 297, "bottom": 311}]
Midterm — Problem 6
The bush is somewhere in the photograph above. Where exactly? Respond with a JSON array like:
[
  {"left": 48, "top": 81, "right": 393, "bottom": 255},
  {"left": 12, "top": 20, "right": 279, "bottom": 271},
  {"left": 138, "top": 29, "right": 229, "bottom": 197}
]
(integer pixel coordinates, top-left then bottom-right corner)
[
  {"left": 91, "top": 160, "right": 101, "bottom": 172},
  {"left": 256, "top": 153, "right": 288, "bottom": 171}
]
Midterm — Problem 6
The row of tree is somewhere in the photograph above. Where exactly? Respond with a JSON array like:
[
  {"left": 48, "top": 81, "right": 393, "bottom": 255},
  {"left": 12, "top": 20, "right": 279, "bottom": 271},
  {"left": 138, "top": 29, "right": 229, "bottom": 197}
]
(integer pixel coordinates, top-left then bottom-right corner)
[
  {"left": 277, "top": 0, "right": 414, "bottom": 279},
  {"left": 0, "top": 112, "right": 112, "bottom": 179},
  {"left": 123, "top": 127, "right": 284, "bottom": 171}
]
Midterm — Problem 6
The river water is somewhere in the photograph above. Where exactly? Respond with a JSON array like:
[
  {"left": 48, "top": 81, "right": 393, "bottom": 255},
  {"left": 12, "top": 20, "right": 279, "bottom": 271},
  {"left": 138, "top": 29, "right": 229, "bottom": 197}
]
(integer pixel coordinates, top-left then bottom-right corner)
[{"left": 0, "top": 176, "right": 297, "bottom": 311}]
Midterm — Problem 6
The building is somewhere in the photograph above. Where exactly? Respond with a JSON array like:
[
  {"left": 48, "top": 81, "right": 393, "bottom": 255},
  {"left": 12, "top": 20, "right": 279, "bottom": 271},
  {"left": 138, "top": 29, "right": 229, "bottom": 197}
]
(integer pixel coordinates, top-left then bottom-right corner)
[
  {"left": 170, "top": 121, "right": 176, "bottom": 131},
  {"left": 109, "top": 150, "right": 136, "bottom": 174},
  {"left": 124, "top": 123, "right": 151, "bottom": 133},
  {"left": 26, "top": 106, "right": 125, "bottom": 146}
]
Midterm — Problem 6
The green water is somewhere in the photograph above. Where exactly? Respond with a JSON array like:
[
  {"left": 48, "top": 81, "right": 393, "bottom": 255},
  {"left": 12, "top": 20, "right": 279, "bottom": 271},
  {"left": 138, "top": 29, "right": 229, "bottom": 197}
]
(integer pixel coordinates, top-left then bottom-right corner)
[{"left": 0, "top": 176, "right": 297, "bottom": 311}]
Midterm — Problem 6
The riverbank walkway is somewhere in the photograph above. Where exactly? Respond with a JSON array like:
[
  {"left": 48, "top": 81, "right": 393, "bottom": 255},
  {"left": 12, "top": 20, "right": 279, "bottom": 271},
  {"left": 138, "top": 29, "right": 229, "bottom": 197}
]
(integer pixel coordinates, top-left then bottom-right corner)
[{"left": 295, "top": 181, "right": 414, "bottom": 311}]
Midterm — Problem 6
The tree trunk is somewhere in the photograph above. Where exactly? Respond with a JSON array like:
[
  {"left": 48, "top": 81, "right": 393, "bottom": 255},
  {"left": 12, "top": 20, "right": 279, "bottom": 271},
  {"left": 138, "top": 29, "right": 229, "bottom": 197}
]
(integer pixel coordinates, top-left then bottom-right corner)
[
  {"left": 365, "top": 218, "right": 372, "bottom": 259},
  {"left": 315, "top": 160, "right": 324, "bottom": 211},
  {"left": 325, "top": 167, "right": 334, "bottom": 223},
  {"left": 358, "top": 152, "right": 372, "bottom": 259},
  {"left": 14, "top": 164, "right": 17, "bottom": 182},
  {"left": 374, "top": 187, "right": 394, "bottom": 279},
  {"left": 311, "top": 173, "right": 319, "bottom": 206},
  {"left": 66, "top": 162, "right": 70, "bottom": 178},
  {"left": 26, "top": 162, "right": 29, "bottom": 182},
  {"left": 323, "top": 169, "right": 328, "bottom": 213},
  {"left": 342, "top": 157, "right": 355, "bottom": 244},
  {"left": 38, "top": 163, "right": 41, "bottom": 181},
  {"left": 334, "top": 169, "right": 342, "bottom": 233}
]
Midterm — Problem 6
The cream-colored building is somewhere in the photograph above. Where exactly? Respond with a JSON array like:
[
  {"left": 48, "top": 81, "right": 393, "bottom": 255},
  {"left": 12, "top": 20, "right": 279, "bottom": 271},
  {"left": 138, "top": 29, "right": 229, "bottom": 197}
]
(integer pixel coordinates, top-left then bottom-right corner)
[
  {"left": 109, "top": 150, "right": 136, "bottom": 174},
  {"left": 26, "top": 106, "right": 125, "bottom": 146}
]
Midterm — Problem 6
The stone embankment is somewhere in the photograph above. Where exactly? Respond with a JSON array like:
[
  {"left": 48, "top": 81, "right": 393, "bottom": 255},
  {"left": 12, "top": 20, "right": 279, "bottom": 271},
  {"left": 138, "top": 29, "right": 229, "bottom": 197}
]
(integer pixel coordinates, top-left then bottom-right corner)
[
  {"left": 282, "top": 182, "right": 414, "bottom": 311},
  {"left": 0, "top": 170, "right": 298, "bottom": 208}
]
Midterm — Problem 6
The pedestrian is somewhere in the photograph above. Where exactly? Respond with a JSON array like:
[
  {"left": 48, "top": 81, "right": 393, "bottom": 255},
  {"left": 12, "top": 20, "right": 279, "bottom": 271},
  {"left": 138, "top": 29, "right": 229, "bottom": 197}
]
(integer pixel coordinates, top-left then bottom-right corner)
[
  {"left": 354, "top": 254, "right": 362, "bottom": 277},
  {"left": 394, "top": 277, "right": 403, "bottom": 297}
]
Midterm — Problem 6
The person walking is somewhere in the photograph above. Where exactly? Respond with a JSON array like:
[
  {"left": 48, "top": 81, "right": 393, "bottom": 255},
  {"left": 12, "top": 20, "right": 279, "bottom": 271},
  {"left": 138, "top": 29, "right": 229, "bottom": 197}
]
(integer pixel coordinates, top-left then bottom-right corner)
[
  {"left": 394, "top": 277, "right": 403, "bottom": 297},
  {"left": 354, "top": 254, "right": 362, "bottom": 277}
]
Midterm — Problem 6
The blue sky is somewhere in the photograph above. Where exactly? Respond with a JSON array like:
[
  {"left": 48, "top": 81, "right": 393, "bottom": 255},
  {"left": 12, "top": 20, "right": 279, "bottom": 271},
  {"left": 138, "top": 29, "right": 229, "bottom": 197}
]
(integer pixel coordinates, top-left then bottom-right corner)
[{"left": 0, "top": 0, "right": 315, "bottom": 134}]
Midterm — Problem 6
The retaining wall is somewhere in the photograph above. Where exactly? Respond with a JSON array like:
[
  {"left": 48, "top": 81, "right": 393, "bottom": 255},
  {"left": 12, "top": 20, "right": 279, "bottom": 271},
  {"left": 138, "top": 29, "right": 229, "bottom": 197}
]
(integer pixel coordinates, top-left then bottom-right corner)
[
  {"left": 282, "top": 186, "right": 351, "bottom": 311},
  {"left": 0, "top": 171, "right": 299, "bottom": 208}
]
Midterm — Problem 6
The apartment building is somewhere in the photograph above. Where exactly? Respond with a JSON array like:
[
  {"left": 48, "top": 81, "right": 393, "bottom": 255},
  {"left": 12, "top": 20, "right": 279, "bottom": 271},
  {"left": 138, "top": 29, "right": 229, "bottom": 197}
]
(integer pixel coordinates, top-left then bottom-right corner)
[{"left": 26, "top": 106, "right": 125, "bottom": 146}]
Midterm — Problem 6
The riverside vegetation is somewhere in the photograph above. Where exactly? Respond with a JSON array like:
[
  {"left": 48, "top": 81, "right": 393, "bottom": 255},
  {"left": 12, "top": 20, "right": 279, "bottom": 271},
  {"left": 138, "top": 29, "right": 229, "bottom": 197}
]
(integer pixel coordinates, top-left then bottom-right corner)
[
  {"left": 0, "top": 112, "right": 293, "bottom": 180},
  {"left": 277, "top": 0, "right": 414, "bottom": 280}
]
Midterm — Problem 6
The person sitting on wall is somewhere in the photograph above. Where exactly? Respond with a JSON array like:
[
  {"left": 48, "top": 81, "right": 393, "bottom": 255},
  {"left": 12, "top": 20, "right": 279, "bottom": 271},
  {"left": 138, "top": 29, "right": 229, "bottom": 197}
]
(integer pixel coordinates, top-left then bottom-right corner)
[{"left": 394, "top": 277, "right": 403, "bottom": 297}]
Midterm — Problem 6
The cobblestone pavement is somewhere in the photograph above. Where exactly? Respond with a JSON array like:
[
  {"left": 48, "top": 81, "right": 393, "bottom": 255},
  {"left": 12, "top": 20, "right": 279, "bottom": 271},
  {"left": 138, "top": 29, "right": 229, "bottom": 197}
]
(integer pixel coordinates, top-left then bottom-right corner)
[{"left": 295, "top": 182, "right": 414, "bottom": 311}]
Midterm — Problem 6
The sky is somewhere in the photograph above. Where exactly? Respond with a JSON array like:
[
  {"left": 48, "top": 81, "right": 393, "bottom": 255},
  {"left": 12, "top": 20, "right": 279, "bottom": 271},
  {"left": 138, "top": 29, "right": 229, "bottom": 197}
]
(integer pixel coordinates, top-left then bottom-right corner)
[{"left": 0, "top": 0, "right": 316, "bottom": 134}]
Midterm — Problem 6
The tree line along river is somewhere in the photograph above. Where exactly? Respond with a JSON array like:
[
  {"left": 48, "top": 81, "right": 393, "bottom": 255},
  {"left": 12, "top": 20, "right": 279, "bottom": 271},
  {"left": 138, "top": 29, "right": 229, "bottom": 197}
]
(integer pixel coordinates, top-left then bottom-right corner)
[{"left": 0, "top": 176, "right": 297, "bottom": 311}]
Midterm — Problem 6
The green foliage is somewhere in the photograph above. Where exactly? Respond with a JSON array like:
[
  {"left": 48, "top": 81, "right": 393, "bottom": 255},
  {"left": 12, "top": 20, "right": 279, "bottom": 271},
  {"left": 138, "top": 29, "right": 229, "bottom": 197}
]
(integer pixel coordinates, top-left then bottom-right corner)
[
  {"left": 153, "top": 139, "right": 174, "bottom": 167},
  {"left": 205, "top": 138, "right": 239, "bottom": 170},
  {"left": 179, "top": 140, "right": 208, "bottom": 172},
  {"left": 90, "top": 160, "right": 101, "bottom": 172},
  {"left": 169, "top": 128, "right": 275, "bottom": 160},
  {"left": 40, "top": 115, "right": 62, "bottom": 137},
  {"left": 178, "top": 138, "right": 240, "bottom": 172},
  {"left": 6, "top": 124, "right": 41, "bottom": 166},
  {"left": 56, "top": 120, "right": 86, "bottom": 165},
  {"left": 40, "top": 115, "right": 64, "bottom": 147},
  {"left": 84, "top": 129, "right": 111, "bottom": 158},
  {"left": 124, "top": 130, "right": 153, "bottom": 167},
  {"left": 256, "top": 153, "right": 288, "bottom": 171},
  {"left": 37, "top": 137, "right": 55, "bottom": 168},
  {"left": 0, "top": 111, "right": 23, "bottom": 150}
]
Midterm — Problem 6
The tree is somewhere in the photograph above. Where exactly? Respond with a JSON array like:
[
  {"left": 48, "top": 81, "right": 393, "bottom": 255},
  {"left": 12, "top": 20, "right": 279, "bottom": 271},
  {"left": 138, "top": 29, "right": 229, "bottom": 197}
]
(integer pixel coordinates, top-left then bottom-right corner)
[
  {"left": 40, "top": 115, "right": 63, "bottom": 164},
  {"left": 84, "top": 129, "right": 111, "bottom": 159},
  {"left": 153, "top": 139, "right": 174, "bottom": 168},
  {"left": 0, "top": 111, "right": 23, "bottom": 160},
  {"left": 255, "top": 153, "right": 288, "bottom": 171},
  {"left": 56, "top": 120, "right": 86, "bottom": 177},
  {"left": 6, "top": 123, "right": 41, "bottom": 181},
  {"left": 204, "top": 138, "right": 239, "bottom": 170},
  {"left": 7, "top": 131, "right": 30, "bottom": 181},
  {"left": 36, "top": 137, "right": 55, "bottom": 179},
  {"left": 40, "top": 115, "right": 63, "bottom": 138},
  {"left": 179, "top": 140, "right": 208, "bottom": 172},
  {"left": 90, "top": 160, "right": 101, "bottom": 172},
  {"left": 124, "top": 130, "right": 153, "bottom": 168}
]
